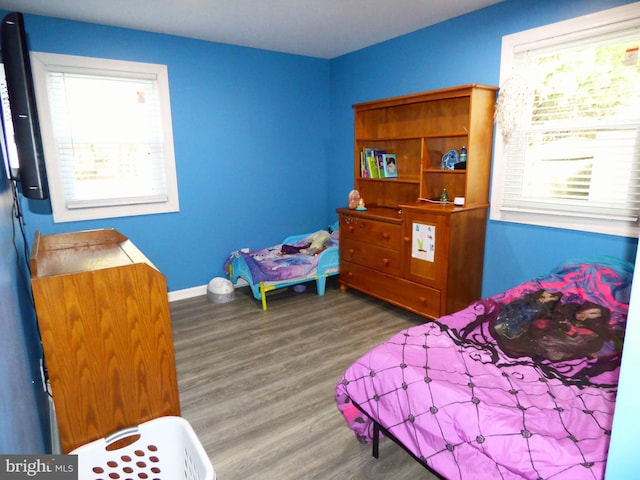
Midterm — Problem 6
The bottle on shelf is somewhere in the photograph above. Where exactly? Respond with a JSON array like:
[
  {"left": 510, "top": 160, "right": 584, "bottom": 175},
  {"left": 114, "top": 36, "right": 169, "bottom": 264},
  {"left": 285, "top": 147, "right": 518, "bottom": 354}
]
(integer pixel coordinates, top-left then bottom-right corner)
[
  {"left": 440, "top": 188, "right": 449, "bottom": 202},
  {"left": 460, "top": 146, "right": 467, "bottom": 164}
]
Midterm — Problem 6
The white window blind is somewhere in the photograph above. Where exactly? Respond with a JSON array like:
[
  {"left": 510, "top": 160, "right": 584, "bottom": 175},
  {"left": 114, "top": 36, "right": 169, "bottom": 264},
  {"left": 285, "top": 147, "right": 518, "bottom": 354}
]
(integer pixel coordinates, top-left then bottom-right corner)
[
  {"left": 48, "top": 71, "right": 168, "bottom": 208},
  {"left": 492, "top": 3, "right": 640, "bottom": 237},
  {"left": 0, "top": 65, "right": 19, "bottom": 178},
  {"left": 30, "top": 52, "right": 179, "bottom": 222}
]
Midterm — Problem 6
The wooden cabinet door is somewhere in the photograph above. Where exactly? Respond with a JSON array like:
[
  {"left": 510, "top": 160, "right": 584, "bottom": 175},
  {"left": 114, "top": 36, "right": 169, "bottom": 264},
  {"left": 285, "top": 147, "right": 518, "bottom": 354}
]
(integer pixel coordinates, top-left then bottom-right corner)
[
  {"left": 30, "top": 229, "right": 180, "bottom": 453},
  {"left": 403, "top": 210, "right": 450, "bottom": 289}
]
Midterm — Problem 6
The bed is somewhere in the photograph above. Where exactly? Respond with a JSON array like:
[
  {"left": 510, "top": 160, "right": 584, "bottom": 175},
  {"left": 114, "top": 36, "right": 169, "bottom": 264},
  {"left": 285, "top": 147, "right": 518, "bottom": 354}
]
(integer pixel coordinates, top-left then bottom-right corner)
[
  {"left": 335, "top": 258, "right": 632, "bottom": 479},
  {"left": 225, "top": 222, "right": 339, "bottom": 310}
]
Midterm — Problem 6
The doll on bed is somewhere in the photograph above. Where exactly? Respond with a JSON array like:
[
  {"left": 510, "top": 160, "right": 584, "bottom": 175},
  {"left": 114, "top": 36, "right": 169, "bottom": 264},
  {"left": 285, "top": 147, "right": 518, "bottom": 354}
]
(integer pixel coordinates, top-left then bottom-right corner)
[
  {"left": 492, "top": 289, "right": 562, "bottom": 339},
  {"left": 281, "top": 230, "right": 331, "bottom": 256},
  {"left": 490, "top": 290, "right": 622, "bottom": 362}
]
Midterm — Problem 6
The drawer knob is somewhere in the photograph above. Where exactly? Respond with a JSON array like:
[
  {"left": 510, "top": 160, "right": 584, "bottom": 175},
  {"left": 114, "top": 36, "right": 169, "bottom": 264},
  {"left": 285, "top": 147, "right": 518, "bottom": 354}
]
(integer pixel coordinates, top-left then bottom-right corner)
[
  {"left": 419, "top": 296, "right": 427, "bottom": 304},
  {"left": 348, "top": 226, "right": 354, "bottom": 233},
  {"left": 382, "top": 232, "right": 390, "bottom": 240},
  {"left": 403, "top": 236, "right": 411, "bottom": 243},
  {"left": 348, "top": 248, "right": 355, "bottom": 255},
  {"left": 382, "top": 258, "right": 390, "bottom": 266}
]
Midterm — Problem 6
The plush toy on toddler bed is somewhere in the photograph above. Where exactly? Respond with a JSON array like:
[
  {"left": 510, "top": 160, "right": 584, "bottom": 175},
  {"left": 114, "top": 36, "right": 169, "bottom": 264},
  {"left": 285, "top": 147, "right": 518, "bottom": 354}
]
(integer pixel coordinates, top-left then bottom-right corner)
[{"left": 300, "top": 231, "right": 330, "bottom": 255}]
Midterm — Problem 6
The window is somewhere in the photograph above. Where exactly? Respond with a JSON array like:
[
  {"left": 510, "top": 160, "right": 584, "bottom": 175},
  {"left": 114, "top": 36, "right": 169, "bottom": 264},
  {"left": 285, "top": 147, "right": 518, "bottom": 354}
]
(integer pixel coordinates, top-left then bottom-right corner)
[
  {"left": 491, "top": 3, "right": 640, "bottom": 238},
  {"left": 0, "top": 65, "right": 19, "bottom": 179},
  {"left": 30, "top": 52, "right": 179, "bottom": 222}
]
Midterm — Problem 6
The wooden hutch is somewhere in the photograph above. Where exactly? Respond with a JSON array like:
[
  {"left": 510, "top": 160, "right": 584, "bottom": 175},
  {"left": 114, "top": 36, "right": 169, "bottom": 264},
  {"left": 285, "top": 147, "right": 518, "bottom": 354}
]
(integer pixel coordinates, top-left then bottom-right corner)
[{"left": 337, "top": 84, "right": 498, "bottom": 319}]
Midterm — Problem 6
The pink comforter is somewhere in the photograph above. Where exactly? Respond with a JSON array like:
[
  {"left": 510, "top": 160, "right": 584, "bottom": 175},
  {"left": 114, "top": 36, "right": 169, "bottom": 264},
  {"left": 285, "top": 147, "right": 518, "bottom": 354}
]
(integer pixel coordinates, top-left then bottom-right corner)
[{"left": 335, "top": 261, "right": 631, "bottom": 479}]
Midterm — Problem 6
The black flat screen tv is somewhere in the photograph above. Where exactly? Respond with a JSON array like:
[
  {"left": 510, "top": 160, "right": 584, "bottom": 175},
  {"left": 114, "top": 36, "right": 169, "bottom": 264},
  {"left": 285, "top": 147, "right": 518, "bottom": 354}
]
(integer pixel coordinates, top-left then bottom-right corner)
[{"left": 1, "top": 11, "right": 48, "bottom": 200}]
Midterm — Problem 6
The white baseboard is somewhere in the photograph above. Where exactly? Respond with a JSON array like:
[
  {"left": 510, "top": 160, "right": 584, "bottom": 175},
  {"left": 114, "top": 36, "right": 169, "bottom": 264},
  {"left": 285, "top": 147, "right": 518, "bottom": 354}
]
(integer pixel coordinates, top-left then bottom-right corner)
[
  {"left": 168, "top": 277, "right": 249, "bottom": 302},
  {"left": 168, "top": 285, "right": 207, "bottom": 302},
  {"left": 48, "top": 383, "right": 61, "bottom": 454}
]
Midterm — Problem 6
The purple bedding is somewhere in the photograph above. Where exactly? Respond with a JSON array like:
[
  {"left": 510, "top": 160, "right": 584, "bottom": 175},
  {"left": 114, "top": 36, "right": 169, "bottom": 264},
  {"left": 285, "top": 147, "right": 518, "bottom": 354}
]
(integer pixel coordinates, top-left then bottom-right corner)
[
  {"left": 335, "top": 261, "right": 632, "bottom": 479},
  {"left": 228, "top": 230, "right": 339, "bottom": 284}
]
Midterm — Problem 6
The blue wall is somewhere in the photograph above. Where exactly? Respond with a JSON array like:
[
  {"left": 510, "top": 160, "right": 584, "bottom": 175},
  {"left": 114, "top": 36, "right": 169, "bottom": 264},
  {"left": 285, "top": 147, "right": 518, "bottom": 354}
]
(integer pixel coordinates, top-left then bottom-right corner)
[
  {"left": 15, "top": 15, "right": 332, "bottom": 292},
  {"left": 0, "top": 160, "right": 47, "bottom": 452},
  {"left": 1, "top": 0, "right": 638, "bottom": 475}
]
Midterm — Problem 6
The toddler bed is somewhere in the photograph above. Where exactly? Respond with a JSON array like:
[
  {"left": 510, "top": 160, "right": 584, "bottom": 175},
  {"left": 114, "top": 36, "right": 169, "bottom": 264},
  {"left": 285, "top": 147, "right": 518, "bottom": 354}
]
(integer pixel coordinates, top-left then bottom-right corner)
[
  {"left": 225, "top": 222, "right": 339, "bottom": 310},
  {"left": 335, "top": 258, "right": 632, "bottom": 479}
]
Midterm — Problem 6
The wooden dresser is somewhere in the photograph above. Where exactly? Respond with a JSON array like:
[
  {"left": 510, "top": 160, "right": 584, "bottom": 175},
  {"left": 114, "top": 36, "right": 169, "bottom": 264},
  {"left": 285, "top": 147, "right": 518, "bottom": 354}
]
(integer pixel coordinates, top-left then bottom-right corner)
[
  {"left": 30, "top": 228, "right": 180, "bottom": 452},
  {"left": 338, "top": 84, "right": 498, "bottom": 319}
]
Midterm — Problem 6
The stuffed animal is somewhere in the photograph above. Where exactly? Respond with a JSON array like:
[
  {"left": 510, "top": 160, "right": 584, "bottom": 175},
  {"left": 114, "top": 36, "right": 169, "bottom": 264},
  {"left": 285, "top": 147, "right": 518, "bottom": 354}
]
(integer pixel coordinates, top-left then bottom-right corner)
[{"left": 300, "top": 231, "right": 330, "bottom": 255}]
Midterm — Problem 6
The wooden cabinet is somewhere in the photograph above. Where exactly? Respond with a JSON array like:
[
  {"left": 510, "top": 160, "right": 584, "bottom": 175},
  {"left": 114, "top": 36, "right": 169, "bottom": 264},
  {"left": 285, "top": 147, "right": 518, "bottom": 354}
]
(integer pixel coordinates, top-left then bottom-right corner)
[
  {"left": 402, "top": 205, "right": 489, "bottom": 315},
  {"left": 30, "top": 229, "right": 180, "bottom": 453},
  {"left": 339, "top": 84, "right": 498, "bottom": 319}
]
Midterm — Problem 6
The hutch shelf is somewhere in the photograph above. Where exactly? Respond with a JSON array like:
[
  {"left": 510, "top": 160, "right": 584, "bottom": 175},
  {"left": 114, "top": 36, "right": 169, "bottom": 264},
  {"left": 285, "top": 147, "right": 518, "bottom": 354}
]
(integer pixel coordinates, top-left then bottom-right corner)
[{"left": 338, "top": 84, "right": 498, "bottom": 319}]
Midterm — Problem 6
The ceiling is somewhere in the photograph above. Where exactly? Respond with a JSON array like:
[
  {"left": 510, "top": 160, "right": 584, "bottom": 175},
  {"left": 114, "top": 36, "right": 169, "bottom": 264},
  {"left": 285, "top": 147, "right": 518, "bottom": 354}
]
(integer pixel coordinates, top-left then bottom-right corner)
[{"left": 0, "top": 0, "right": 504, "bottom": 59}]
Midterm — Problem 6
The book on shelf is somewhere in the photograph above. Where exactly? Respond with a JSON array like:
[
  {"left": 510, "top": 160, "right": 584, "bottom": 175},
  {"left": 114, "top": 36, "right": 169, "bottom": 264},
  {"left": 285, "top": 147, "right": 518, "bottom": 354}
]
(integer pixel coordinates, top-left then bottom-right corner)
[
  {"left": 362, "top": 148, "right": 380, "bottom": 178},
  {"left": 367, "top": 153, "right": 380, "bottom": 178},
  {"left": 382, "top": 153, "right": 397, "bottom": 178},
  {"left": 360, "top": 152, "right": 368, "bottom": 178},
  {"left": 374, "top": 151, "right": 382, "bottom": 177},
  {"left": 361, "top": 147, "right": 398, "bottom": 179}
]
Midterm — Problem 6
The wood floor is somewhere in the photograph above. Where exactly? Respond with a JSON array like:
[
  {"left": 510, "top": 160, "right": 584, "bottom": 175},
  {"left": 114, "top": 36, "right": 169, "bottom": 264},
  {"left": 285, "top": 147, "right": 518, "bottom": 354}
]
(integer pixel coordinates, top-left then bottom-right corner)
[{"left": 170, "top": 277, "right": 440, "bottom": 480}]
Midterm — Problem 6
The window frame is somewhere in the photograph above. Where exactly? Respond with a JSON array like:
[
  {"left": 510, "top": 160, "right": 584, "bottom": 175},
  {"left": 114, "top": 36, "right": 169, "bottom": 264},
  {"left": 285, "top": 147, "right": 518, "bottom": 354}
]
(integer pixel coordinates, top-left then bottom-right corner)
[
  {"left": 30, "top": 52, "right": 179, "bottom": 223},
  {"left": 490, "top": 3, "right": 640, "bottom": 238}
]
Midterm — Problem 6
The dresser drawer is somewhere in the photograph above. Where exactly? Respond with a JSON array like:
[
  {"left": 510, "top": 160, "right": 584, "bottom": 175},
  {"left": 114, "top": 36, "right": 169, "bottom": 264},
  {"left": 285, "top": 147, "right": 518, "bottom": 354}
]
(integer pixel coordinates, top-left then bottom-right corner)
[
  {"left": 340, "top": 238, "right": 402, "bottom": 276},
  {"left": 340, "top": 261, "right": 441, "bottom": 319},
  {"left": 339, "top": 215, "right": 401, "bottom": 249}
]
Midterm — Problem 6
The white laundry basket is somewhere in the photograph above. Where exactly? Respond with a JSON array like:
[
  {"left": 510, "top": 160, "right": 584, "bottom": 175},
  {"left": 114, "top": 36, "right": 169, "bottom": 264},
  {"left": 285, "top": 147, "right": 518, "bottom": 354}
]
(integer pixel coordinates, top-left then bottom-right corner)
[
  {"left": 207, "top": 277, "right": 235, "bottom": 303},
  {"left": 71, "top": 416, "right": 215, "bottom": 480}
]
